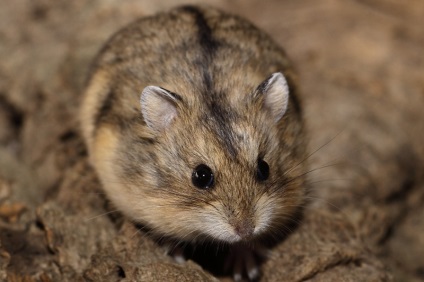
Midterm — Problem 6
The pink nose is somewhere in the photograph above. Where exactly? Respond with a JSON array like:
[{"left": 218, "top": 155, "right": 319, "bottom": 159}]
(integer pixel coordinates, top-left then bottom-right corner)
[{"left": 233, "top": 221, "right": 254, "bottom": 240}]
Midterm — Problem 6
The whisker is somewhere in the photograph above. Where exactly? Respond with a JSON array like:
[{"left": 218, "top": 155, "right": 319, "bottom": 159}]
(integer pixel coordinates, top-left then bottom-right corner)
[
  {"left": 285, "top": 129, "right": 345, "bottom": 176},
  {"left": 283, "top": 161, "right": 346, "bottom": 187},
  {"left": 307, "top": 178, "right": 354, "bottom": 185},
  {"left": 84, "top": 209, "right": 120, "bottom": 222}
]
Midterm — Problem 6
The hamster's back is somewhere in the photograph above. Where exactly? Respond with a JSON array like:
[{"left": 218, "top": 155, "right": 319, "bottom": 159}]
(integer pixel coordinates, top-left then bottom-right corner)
[{"left": 81, "top": 5, "right": 298, "bottom": 146}]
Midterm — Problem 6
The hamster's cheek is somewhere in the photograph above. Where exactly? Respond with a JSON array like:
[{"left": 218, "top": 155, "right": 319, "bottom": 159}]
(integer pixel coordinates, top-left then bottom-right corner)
[
  {"left": 253, "top": 194, "right": 276, "bottom": 234},
  {"left": 268, "top": 185, "right": 305, "bottom": 228}
]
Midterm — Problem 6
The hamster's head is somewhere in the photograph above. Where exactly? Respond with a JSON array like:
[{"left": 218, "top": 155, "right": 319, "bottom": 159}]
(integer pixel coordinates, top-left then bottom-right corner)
[{"left": 117, "top": 72, "right": 307, "bottom": 244}]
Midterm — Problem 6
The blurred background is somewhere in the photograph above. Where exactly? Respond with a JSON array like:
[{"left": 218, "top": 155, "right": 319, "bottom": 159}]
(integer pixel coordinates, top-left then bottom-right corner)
[{"left": 0, "top": 1, "right": 423, "bottom": 281}]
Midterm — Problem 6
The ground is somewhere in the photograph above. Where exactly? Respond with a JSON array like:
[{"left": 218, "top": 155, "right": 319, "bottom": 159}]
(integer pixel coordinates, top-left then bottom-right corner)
[{"left": 0, "top": 0, "right": 423, "bottom": 281}]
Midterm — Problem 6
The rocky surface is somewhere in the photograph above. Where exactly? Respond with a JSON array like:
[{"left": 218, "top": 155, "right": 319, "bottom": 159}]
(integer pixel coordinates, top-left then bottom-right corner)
[{"left": 0, "top": 0, "right": 423, "bottom": 281}]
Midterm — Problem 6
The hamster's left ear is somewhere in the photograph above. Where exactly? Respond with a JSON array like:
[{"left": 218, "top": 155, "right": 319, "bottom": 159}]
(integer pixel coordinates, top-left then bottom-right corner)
[
  {"left": 254, "top": 72, "right": 289, "bottom": 122},
  {"left": 140, "top": 86, "right": 181, "bottom": 132}
]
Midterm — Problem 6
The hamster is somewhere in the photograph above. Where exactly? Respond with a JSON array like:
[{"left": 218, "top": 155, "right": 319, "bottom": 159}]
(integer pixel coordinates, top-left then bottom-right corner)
[{"left": 80, "top": 5, "right": 307, "bottom": 281}]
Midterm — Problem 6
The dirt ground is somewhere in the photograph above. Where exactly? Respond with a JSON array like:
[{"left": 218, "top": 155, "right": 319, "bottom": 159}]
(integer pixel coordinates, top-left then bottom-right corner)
[{"left": 0, "top": 0, "right": 423, "bottom": 281}]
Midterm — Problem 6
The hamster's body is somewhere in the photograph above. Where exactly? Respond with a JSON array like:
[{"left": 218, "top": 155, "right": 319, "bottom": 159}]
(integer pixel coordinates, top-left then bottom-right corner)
[{"left": 81, "top": 5, "right": 307, "bottom": 280}]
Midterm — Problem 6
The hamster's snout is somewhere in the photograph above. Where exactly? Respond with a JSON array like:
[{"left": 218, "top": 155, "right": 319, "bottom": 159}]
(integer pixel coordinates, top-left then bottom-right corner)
[{"left": 231, "top": 219, "right": 255, "bottom": 240}]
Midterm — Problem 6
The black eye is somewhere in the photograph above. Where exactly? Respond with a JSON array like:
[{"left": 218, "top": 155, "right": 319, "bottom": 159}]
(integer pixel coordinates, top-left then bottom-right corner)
[
  {"left": 192, "top": 164, "right": 214, "bottom": 189},
  {"left": 257, "top": 158, "right": 269, "bottom": 181}
]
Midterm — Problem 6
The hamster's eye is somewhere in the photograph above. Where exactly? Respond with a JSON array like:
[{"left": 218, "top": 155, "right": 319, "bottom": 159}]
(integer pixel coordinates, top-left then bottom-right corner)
[
  {"left": 192, "top": 164, "right": 214, "bottom": 189},
  {"left": 257, "top": 158, "right": 270, "bottom": 181}
]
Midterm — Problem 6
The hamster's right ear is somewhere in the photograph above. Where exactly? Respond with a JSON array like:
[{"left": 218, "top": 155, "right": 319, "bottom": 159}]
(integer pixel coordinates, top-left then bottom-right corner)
[
  {"left": 254, "top": 72, "right": 289, "bottom": 122},
  {"left": 140, "top": 86, "right": 181, "bottom": 132}
]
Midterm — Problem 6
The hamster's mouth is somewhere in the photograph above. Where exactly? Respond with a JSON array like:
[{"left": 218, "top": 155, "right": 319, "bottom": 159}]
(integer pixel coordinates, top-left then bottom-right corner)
[
  {"left": 196, "top": 214, "right": 269, "bottom": 244},
  {"left": 196, "top": 195, "right": 276, "bottom": 243}
]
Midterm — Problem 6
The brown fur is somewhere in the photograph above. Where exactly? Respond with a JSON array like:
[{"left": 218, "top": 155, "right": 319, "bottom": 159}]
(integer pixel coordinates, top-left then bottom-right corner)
[{"left": 80, "top": 5, "right": 307, "bottom": 245}]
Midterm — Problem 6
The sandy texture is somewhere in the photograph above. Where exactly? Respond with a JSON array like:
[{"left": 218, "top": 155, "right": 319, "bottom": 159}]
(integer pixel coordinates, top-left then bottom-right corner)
[{"left": 0, "top": 0, "right": 423, "bottom": 281}]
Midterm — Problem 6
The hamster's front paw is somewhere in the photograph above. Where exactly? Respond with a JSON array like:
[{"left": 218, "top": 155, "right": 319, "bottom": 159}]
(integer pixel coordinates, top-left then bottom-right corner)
[
  {"left": 165, "top": 244, "right": 186, "bottom": 264},
  {"left": 225, "top": 244, "right": 266, "bottom": 281}
]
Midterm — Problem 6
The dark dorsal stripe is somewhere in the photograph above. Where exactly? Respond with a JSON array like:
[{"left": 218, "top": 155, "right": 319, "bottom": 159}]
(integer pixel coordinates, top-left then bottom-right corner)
[
  {"left": 180, "top": 7, "right": 240, "bottom": 159},
  {"left": 207, "top": 101, "right": 239, "bottom": 159},
  {"left": 180, "top": 5, "right": 219, "bottom": 56},
  {"left": 180, "top": 6, "right": 220, "bottom": 92}
]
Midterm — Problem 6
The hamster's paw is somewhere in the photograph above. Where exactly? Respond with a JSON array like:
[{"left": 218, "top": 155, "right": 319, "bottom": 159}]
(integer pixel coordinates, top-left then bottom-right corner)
[
  {"left": 225, "top": 245, "right": 265, "bottom": 281},
  {"left": 165, "top": 245, "right": 186, "bottom": 264}
]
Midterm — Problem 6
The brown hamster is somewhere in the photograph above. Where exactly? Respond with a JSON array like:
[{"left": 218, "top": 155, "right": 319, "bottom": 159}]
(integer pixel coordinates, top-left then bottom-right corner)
[{"left": 80, "top": 5, "right": 307, "bottom": 280}]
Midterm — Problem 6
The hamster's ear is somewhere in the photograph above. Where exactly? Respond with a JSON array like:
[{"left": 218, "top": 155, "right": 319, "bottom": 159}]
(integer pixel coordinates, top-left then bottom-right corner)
[
  {"left": 255, "top": 72, "right": 289, "bottom": 122},
  {"left": 140, "top": 86, "right": 180, "bottom": 132}
]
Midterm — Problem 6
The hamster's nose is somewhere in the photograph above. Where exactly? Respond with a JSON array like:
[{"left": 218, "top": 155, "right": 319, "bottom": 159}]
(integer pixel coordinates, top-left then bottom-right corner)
[{"left": 233, "top": 220, "right": 255, "bottom": 240}]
